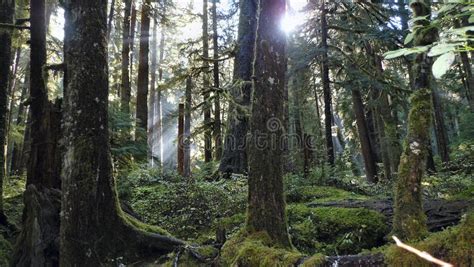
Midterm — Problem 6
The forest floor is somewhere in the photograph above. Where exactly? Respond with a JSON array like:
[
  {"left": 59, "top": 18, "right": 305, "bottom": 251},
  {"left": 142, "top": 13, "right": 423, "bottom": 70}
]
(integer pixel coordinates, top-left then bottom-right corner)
[{"left": 1, "top": 164, "right": 472, "bottom": 266}]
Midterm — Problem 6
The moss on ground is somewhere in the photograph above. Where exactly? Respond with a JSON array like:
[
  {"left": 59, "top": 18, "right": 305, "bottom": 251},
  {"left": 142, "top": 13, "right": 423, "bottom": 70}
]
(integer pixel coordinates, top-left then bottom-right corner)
[
  {"left": 286, "top": 186, "right": 368, "bottom": 204},
  {"left": 384, "top": 212, "right": 474, "bottom": 267},
  {"left": 220, "top": 230, "right": 305, "bottom": 267},
  {"left": 288, "top": 205, "right": 388, "bottom": 255}
]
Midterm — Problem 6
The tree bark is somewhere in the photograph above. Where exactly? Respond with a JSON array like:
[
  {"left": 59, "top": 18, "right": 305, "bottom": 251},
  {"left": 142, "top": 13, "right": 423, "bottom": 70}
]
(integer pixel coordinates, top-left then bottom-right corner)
[
  {"left": 155, "top": 3, "right": 165, "bottom": 166},
  {"left": 136, "top": 0, "right": 150, "bottom": 134},
  {"left": 28, "top": 0, "right": 60, "bottom": 189},
  {"left": 247, "top": 0, "right": 291, "bottom": 247},
  {"left": 61, "top": 2, "right": 184, "bottom": 264},
  {"left": 107, "top": 0, "right": 116, "bottom": 40},
  {"left": 352, "top": 89, "right": 378, "bottom": 183},
  {"left": 149, "top": 16, "right": 158, "bottom": 164},
  {"left": 178, "top": 103, "right": 185, "bottom": 176},
  {"left": 431, "top": 87, "right": 450, "bottom": 163},
  {"left": 212, "top": 0, "right": 222, "bottom": 160},
  {"left": 218, "top": 0, "right": 257, "bottom": 175},
  {"left": 202, "top": 0, "right": 212, "bottom": 163},
  {"left": 0, "top": 0, "right": 14, "bottom": 219},
  {"left": 320, "top": 0, "right": 335, "bottom": 166},
  {"left": 184, "top": 76, "right": 192, "bottom": 177},
  {"left": 120, "top": 0, "right": 132, "bottom": 114},
  {"left": 392, "top": 0, "right": 436, "bottom": 241},
  {"left": 130, "top": 0, "right": 137, "bottom": 79}
]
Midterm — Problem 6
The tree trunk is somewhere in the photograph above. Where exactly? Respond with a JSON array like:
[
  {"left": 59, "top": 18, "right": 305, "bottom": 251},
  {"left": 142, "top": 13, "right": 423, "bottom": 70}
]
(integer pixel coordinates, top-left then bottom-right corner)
[
  {"left": 136, "top": 0, "right": 150, "bottom": 134},
  {"left": 247, "top": 0, "right": 291, "bottom": 248},
  {"left": 120, "top": 0, "right": 132, "bottom": 114},
  {"left": 431, "top": 87, "right": 450, "bottom": 163},
  {"left": 6, "top": 48, "right": 21, "bottom": 175},
  {"left": 60, "top": 2, "right": 184, "bottom": 264},
  {"left": 10, "top": 66, "right": 29, "bottom": 175},
  {"left": 352, "top": 89, "right": 378, "bottom": 183},
  {"left": 178, "top": 103, "right": 185, "bottom": 176},
  {"left": 212, "top": 0, "right": 222, "bottom": 161},
  {"left": 184, "top": 76, "right": 192, "bottom": 177},
  {"left": 28, "top": 0, "right": 60, "bottom": 188},
  {"left": 107, "top": 0, "right": 116, "bottom": 40},
  {"left": 155, "top": 4, "right": 166, "bottom": 166},
  {"left": 218, "top": 0, "right": 256, "bottom": 175},
  {"left": 455, "top": 20, "right": 474, "bottom": 112},
  {"left": 202, "top": 0, "right": 212, "bottom": 163},
  {"left": 149, "top": 17, "right": 158, "bottom": 164},
  {"left": 130, "top": 0, "right": 137, "bottom": 79},
  {"left": 392, "top": 0, "right": 436, "bottom": 241},
  {"left": 0, "top": 0, "right": 14, "bottom": 220},
  {"left": 321, "top": 1, "right": 335, "bottom": 166}
]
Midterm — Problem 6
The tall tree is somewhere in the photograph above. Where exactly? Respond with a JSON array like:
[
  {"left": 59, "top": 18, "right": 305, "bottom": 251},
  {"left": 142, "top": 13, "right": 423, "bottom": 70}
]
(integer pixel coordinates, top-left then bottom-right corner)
[
  {"left": 247, "top": 0, "right": 291, "bottom": 247},
  {"left": 155, "top": 2, "right": 166, "bottom": 165},
  {"left": 149, "top": 16, "right": 158, "bottom": 164},
  {"left": 320, "top": 0, "right": 335, "bottom": 166},
  {"left": 352, "top": 88, "right": 378, "bottom": 183},
  {"left": 219, "top": 0, "right": 257, "bottom": 174},
  {"left": 184, "top": 76, "right": 192, "bottom": 177},
  {"left": 136, "top": 0, "right": 151, "bottom": 134},
  {"left": 120, "top": 0, "right": 132, "bottom": 114},
  {"left": 392, "top": 0, "right": 436, "bottom": 241},
  {"left": 28, "top": 0, "right": 60, "bottom": 188},
  {"left": 0, "top": 0, "right": 14, "bottom": 222},
  {"left": 202, "top": 0, "right": 212, "bottom": 163},
  {"left": 61, "top": 1, "right": 183, "bottom": 264},
  {"left": 212, "top": 0, "right": 222, "bottom": 160}
]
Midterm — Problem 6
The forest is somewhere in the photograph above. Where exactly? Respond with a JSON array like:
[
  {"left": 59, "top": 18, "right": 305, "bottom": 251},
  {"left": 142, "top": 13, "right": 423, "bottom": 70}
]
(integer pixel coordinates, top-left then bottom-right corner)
[{"left": 0, "top": 0, "right": 473, "bottom": 266}]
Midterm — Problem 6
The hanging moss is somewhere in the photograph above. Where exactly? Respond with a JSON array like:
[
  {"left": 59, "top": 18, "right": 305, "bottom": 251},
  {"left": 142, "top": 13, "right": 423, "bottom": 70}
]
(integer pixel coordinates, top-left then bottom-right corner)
[
  {"left": 385, "top": 212, "right": 474, "bottom": 266},
  {"left": 392, "top": 88, "right": 432, "bottom": 241}
]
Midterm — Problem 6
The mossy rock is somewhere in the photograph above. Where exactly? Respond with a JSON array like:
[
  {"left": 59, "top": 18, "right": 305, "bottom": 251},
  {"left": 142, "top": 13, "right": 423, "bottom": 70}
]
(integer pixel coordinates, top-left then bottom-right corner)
[
  {"left": 286, "top": 186, "right": 368, "bottom": 204},
  {"left": 220, "top": 230, "right": 305, "bottom": 267},
  {"left": 288, "top": 205, "right": 388, "bottom": 255},
  {"left": 384, "top": 212, "right": 474, "bottom": 266}
]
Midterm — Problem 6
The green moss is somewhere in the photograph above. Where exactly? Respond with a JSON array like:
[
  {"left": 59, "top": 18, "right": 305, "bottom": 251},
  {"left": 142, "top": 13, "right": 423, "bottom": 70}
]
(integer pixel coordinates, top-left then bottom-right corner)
[
  {"left": 288, "top": 205, "right": 388, "bottom": 255},
  {"left": 123, "top": 212, "right": 170, "bottom": 236},
  {"left": 301, "top": 253, "right": 326, "bottom": 267},
  {"left": 385, "top": 212, "right": 474, "bottom": 267},
  {"left": 220, "top": 230, "right": 303, "bottom": 267},
  {"left": 286, "top": 186, "right": 367, "bottom": 204},
  {"left": 0, "top": 234, "right": 12, "bottom": 266}
]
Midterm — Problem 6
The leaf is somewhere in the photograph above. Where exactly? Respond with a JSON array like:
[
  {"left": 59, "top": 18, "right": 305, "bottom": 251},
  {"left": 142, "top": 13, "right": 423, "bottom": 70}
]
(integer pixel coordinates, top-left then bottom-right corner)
[
  {"left": 469, "top": 15, "right": 474, "bottom": 24},
  {"left": 428, "top": 43, "right": 456, "bottom": 57},
  {"left": 432, "top": 52, "right": 456, "bottom": 79},
  {"left": 404, "top": 32, "right": 414, "bottom": 45},
  {"left": 384, "top": 49, "right": 408, "bottom": 59}
]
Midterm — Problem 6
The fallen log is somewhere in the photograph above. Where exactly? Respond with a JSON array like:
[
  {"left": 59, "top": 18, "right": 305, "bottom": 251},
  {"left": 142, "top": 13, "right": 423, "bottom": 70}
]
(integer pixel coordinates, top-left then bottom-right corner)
[{"left": 307, "top": 199, "right": 472, "bottom": 231}]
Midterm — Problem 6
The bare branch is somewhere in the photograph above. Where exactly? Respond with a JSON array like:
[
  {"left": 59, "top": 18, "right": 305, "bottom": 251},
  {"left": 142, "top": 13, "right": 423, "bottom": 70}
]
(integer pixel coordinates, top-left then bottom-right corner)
[{"left": 392, "top": 236, "right": 453, "bottom": 267}]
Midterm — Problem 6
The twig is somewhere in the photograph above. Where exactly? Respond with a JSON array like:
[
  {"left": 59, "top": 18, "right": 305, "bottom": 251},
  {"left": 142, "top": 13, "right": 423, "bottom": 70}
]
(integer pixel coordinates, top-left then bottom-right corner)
[{"left": 392, "top": 236, "right": 453, "bottom": 267}]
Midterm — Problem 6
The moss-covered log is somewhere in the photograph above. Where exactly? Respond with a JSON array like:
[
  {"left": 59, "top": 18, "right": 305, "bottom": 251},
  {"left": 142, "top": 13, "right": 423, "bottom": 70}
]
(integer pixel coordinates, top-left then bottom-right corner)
[{"left": 309, "top": 199, "right": 472, "bottom": 232}]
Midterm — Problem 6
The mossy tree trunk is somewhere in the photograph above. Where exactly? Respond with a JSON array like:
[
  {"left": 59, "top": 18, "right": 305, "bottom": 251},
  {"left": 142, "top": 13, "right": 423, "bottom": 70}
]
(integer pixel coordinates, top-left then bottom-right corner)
[
  {"left": 184, "top": 76, "right": 192, "bottom": 177},
  {"left": 392, "top": 0, "right": 436, "bottom": 241},
  {"left": 246, "top": 0, "right": 291, "bottom": 248},
  {"left": 0, "top": 0, "right": 14, "bottom": 221},
  {"left": 219, "top": 0, "right": 257, "bottom": 175},
  {"left": 60, "top": 1, "right": 184, "bottom": 264}
]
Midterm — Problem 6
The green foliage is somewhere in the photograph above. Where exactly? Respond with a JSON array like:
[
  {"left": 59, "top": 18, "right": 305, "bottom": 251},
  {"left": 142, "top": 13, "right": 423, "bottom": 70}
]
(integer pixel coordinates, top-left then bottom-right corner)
[
  {"left": 124, "top": 168, "right": 247, "bottom": 239},
  {"left": 108, "top": 101, "right": 147, "bottom": 168},
  {"left": 286, "top": 185, "right": 367, "bottom": 204},
  {"left": 0, "top": 235, "right": 12, "bottom": 267},
  {"left": 384, "top": 212, "right": 474, "bottom": 267},
  {"left": 288, "top": 205, "right": 388, "bottom": 255}
]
